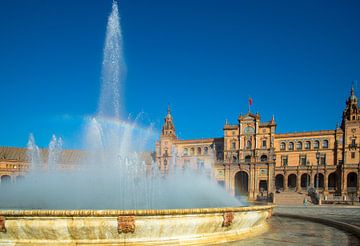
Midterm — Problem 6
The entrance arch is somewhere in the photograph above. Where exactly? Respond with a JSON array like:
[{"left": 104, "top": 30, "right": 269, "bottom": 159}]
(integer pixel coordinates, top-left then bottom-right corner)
[
  {"left": 314, "top": 173, "right": 324, "bottom": 189},
  {"left": 287, "top": 174, "right": 297, "bottom": 190},
  {"left": 235, "top": 171, "right": 249, "bottom": 196},
  {"left": 328, "top": 172, "right": 339, "bottom": 191},
  {"left": 275, "top": 174, "right": 284, "bottom": 190},
  {"left": 347, "top": 172, "right": 358, "bottom": 192},
  {"left": 259, "top": 180, "right": 268, "bottom": 196},
  {"left": 300, "top": 173, "right": 310, "bottom": 189},
  {"left": 1, "top": 175, "right": 11, "bottom": 184},
  {"left": 16, "top": 175, "right": 25, "bottom": 182}
]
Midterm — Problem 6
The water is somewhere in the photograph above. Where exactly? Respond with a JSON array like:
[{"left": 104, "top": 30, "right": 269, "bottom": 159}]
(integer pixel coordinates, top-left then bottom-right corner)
[
  {"left": 97, "top": 1, "right": 125, "bottom": 119},
  {"left": 0, "top": 1, "right": 243, "bottom": 210},
  {"left": 48, "top": 134, "right": 63, "bottom": 172}
]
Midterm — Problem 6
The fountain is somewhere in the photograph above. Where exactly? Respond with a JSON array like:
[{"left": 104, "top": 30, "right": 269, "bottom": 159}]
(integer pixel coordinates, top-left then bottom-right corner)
[{"left": 0, "top": 1, "right": 273, "bottom": 244}]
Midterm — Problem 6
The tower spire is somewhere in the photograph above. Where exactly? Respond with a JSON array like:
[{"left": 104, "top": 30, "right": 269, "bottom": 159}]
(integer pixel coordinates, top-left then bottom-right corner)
[
  {"left": 161, "top": 104, "right": 176, "bottom": 139},
  {"left": 342, "top": 82, "right": 359, "bottom": 127},
  {"left": 167, "top": 103, "right": 171, "bottom": 115}
]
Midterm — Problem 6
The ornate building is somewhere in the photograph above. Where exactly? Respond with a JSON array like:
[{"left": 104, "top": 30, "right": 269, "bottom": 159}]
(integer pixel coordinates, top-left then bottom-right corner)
[
  {"left": 1, "top": 86, "right": 359, "bottom": 202},
  {"left": 156, "top": 86, "right": 360, "bottom": 201}
]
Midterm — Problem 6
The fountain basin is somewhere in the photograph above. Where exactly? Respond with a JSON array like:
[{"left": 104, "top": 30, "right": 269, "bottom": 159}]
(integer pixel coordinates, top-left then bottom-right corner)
[{"left": 0, "top": 205, "right": 273, "bottom": 245}]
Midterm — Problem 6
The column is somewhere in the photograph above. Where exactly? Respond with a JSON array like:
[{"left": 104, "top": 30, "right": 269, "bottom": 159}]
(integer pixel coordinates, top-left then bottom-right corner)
[
  {"left": 324, "top": 170, "right": 329, "bottom": 197},
  {"left": 284, "top": 174, "right": 288, "bottom": 192},
  {"left": 226, "top": 165, "right": 231, "bottom": 194},
  {"left": 357, "top": 168, "right": 360, "bottom": 199},
  {"left": 229, "top": 168, "right": 235, "bottom": 196},
  {"left": 253, "top": 165, "right": 258, "bottom": 199},
  {"left": 342, "top": 170, "right": 347, "bottom": 200},
  {"left": 310, "top": 169, "right": 315, "bottom": 188},
  {"left": 296, "top": 173, "right": 301, "bottom": 192},
  {"left": 248, "top": 164, "right": 255, "bottom": 200},
  {"left": 342, "top": 151, "right": 347, "bottom": 199}
]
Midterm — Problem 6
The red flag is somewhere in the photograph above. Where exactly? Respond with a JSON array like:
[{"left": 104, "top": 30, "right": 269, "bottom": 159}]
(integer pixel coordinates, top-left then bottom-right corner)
[{"left": 249, "top": 97, "right": 253, "bottom": 106}]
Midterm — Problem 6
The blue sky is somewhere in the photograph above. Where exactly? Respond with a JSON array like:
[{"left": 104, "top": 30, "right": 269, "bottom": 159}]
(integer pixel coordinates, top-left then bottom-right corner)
[{"left": 0, "top": 0, "right": 359, "bottom": 149}]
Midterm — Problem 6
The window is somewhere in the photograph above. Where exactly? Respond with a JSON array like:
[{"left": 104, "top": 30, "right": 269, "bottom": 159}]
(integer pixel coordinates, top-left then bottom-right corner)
[
  {"left": 351, "top": 139, "right": 356, "bottom": 147},
  {"left": 282, "top": 156, "right": 288, "bottom": 166},
  {"left": 190, "top": 148, "right": 195, "bottom": 155},
  {"left": 245, "top": 155, "right": 251, "bottom": 163},
  {"left": 305, "top": 141, "right": 311, "bottom": 150},
  {"left": 320, "top": 154, "right": 326, "bottom": 165},
  {"left": 314, "top": 140, "right": 319, "bottom": 149},
  {"left": 231, "top": 141, "right": 236, "bottom": 150},
  {"left": 183, "top": 148, "right": 188, "bottom": 156},
  {"left": 260, "top": 155, "right": 268, "bottom": 162},
  {"left": 299, "top": 155, "right": 307, "bottom": 166},
  {"left": 232, "top": 130, "right": 235, "bottom": 136},
  {"left": 262, "top": 140, "right": 267, "bottom": 149},
  {"left": 246, "top": 140, "right": 252, "bottom": 150},
  {"left": 351, "top": 152, "right": 356, "bottom": 159},
  {"left": 232, "top": 155, "right": 237, "bottom": 163},
  {"left": 288, "top": 142, "right": 294, "bottom": 150},
  {"left": 296, "top": 142, "right": 302, "bottom": 150},
  {"left": 204, "top": 147, "right": 208, "bottom": 155},
  {"left": 322, "top": 140, "right": 329, "bottom": 149},
  {"left": 280, "top": 142, "right": 286, "bottom": 150},
  {"left": 197, "top": 147, "right": 202, "bottom": 155}
]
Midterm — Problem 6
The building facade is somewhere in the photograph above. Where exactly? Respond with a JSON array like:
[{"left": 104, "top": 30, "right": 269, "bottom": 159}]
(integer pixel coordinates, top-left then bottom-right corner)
[
  {"left": 1, "top": 86, "right": 359, "bottom": 202},
  {"left": 156, "top": 86, "right": 360, "bottom": 201}
]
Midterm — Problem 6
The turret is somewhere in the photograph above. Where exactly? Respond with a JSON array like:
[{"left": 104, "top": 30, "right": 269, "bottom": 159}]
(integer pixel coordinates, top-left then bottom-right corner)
[
  {"left": 342, "top": 83, "right": 360, "bottom": 127},
  {"left": 161, "top": 104, "right": 176, "bottom": 139}
]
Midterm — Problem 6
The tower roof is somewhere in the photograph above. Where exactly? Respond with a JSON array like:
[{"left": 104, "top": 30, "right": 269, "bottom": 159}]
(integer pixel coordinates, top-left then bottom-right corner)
[
  {"left": 350, "top": 83, "right": 358, "bottom": 102},
  {"left": 161, "top": 104, "right": 176, "bottom": 138}
]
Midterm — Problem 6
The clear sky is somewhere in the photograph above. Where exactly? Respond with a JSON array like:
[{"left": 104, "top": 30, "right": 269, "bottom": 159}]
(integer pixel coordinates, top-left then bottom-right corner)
[{"left": 0, "top": 0, "right": 359, "bottom": 149}]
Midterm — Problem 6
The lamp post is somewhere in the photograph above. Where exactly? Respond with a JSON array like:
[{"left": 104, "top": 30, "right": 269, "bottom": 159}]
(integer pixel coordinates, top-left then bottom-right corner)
[
  {"left": 222, "top": 161, "right": 231, "bottom": 192},
  {"left": 272, "top": 154, "right": 276, "bottom": 197},
  {"left": 316, "top": 151, "right": 320, "bottom": 190}
]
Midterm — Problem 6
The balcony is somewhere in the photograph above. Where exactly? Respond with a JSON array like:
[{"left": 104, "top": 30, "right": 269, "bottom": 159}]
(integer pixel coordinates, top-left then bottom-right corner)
[{"left": 349, "top": 143, "right": 358, "bottom": 149}]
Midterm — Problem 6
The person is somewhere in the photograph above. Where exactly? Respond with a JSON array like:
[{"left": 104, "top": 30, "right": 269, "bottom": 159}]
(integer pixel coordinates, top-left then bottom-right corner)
[{"left": 303, "top": 197, "right": 307, "bottom": 207}]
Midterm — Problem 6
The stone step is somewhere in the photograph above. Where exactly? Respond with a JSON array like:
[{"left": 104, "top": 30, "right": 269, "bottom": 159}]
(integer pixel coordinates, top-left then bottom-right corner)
[{"left": 275, "top": 191, "right": 310, "bottom": 205}]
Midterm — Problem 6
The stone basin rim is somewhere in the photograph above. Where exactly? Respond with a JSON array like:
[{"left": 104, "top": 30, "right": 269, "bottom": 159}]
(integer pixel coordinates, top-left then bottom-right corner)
[{"left": 0, "top": 205, "right": 274, "bottom": 217}]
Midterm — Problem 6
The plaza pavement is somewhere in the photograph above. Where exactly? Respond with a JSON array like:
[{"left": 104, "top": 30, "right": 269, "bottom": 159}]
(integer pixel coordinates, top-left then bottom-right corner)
[{"left": 274, "top": 205, "right": 360, "bottom": 227}]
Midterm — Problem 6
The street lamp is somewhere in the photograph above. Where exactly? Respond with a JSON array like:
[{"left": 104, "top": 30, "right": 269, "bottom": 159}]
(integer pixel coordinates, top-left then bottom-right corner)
[
  {"left": 222, "top": 162, "right": 230, "bottom": 192},
  {"left": 316, "top": 150, "right": 320, "bottom": 190}
]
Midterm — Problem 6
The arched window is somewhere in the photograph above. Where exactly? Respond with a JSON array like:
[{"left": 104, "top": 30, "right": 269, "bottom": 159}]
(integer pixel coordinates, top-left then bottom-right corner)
[
  {"left": 246, "top": 140, "right": 252, "bottom": 150},
  {"left": 197, "top": 147, "right": 202, "bottom": 155},
  {"left": 190, "top": 148, "right": 195, "bottom": 155},
  {"left": 260, "top": 155, "right": 268, "bottom": 162},
  {"left": 288, "top": 142, "right": 294, "bottom": 150},
  {"left": 245, "top": 155, "right": 251, "bottom": 163},
  {"left": 204, "top": 147, "right": 208, "bottom": 155},
  {"left": 231, "top": 141, "right": 236, "bottom": 150},
  {"left": 183, "top": 148, "right": 188, "bottom": 156},
  {"left": 322, "top": 140, "right": 329, "bottom": 149},
  {"left": 305, "top": 141, "right": 311, "bottom": 150},
  {"left": 314, "top": 140, "right": 319, "bottom": 149},
  {"left": 296, "top": 142, "right": 302, "bottom": 150},
  {"left": 280, "top": 142, "right": 286, "bottom": 150}
]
